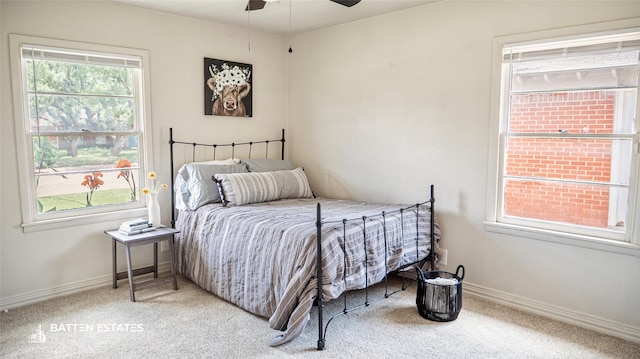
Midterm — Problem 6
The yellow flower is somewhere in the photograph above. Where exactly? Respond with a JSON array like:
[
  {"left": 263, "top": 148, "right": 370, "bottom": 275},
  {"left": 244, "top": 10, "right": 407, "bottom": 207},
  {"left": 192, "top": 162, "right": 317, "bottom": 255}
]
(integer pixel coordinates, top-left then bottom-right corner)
[
  {"left": 141, "top": 187, "right": 151, "bottom": 196},
  {"left": 144, "top": 171, "right": 167, "bottom": 195}
]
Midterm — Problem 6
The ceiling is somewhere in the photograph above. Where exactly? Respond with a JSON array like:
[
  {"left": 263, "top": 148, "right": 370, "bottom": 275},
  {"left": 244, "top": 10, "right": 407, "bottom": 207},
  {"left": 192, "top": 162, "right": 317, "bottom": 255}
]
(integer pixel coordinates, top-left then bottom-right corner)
[{"left": 111, "top": 0, "right": 439, "bottom": 36}]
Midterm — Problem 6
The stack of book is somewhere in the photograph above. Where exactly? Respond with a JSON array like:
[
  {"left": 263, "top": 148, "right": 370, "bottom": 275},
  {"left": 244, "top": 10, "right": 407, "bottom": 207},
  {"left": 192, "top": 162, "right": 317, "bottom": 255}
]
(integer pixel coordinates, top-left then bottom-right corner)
[{"left": 119, "top": 218, "right": 155, "bottom": 235}]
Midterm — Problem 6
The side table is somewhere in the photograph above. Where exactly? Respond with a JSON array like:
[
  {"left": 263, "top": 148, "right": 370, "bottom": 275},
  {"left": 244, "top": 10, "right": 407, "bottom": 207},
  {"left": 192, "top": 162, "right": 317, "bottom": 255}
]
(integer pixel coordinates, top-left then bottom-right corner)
[{"left": 105, "top": 226, "right": 180, "bottom": 302}]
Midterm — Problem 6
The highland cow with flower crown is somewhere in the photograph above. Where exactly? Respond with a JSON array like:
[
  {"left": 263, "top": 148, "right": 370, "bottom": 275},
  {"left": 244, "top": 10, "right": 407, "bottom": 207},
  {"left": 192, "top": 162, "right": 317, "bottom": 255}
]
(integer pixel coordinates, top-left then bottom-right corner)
[{"left": 204, "top": 58, "right": 252, "bottom": 117}]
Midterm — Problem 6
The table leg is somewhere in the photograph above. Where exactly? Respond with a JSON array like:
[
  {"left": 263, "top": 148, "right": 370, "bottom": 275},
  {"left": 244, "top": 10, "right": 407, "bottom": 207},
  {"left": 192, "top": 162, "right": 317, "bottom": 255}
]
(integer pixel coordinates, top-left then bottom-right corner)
[
  {"left": 153, "top": 242, "right": 158, "bottom": 278},
  {"left": 124, "top": 245, "right": 136, "bottom": 302},
  {"left": 168, "top": 235, "right": 178, "bottom": 290},
  {"left": 112, "top": 239, "right": 117, "bottom": 289}
]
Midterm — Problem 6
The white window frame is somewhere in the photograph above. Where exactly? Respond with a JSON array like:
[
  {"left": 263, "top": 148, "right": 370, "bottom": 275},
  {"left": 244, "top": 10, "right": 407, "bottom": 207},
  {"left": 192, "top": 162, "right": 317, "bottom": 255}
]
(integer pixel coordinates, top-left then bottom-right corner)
[
  {"left": 485, "top": 19, "right": 640, "bottom": 257},
  {"left": 9, "top": 34, "right": 154, "bottom": 233}
]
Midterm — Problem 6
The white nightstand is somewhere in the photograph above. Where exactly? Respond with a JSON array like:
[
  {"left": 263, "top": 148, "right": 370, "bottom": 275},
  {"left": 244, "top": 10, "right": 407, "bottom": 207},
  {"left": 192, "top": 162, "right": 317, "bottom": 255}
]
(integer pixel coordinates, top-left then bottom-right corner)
[{"left": 105, "top": 226, "right": 180, "bottom": 302}]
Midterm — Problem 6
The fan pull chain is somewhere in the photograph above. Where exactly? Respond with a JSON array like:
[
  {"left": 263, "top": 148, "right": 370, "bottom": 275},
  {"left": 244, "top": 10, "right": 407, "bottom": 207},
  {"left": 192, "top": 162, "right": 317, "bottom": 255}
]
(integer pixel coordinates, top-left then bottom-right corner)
[
  {"left": 288, "top": 0, "right": 293, "bottom": 53},
  {"left": 247, "top": 4, "right": 251, "bottom": 52}
]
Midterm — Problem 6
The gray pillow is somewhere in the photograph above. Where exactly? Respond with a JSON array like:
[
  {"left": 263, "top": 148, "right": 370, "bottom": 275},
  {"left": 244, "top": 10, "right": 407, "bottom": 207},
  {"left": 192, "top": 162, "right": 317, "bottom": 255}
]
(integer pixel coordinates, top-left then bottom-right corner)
[
  {"left": 174, "top": 163, "right": 247, "bottom": 210},
  {"left": 240, "top": 159, "right": 295, "bottom": 172}
]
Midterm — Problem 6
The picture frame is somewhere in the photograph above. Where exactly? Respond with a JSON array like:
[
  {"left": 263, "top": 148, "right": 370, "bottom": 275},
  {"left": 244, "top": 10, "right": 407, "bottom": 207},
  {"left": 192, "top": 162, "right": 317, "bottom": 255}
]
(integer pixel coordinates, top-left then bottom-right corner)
[{"left": 204, "top": 58, "right": 252, "bottom": 117}]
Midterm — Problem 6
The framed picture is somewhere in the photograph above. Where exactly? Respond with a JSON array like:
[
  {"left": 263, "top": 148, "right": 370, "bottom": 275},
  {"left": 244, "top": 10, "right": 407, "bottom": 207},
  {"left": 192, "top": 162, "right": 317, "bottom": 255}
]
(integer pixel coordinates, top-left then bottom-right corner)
[{"left": 204, "top": 58, "right": 252, "bottom": 117}]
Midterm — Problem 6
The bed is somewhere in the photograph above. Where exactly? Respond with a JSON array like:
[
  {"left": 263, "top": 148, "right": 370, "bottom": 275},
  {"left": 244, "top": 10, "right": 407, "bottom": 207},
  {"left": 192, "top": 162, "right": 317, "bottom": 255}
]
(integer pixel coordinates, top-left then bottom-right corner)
[{"left": 169, "top": 128, "right": 440, "bottom": 349}]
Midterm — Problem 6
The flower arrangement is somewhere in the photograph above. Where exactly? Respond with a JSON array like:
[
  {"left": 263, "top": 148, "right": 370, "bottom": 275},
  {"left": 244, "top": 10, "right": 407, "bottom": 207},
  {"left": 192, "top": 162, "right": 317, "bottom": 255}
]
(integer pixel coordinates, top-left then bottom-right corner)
[
  {"left": 208, "top": 63, "right": 251, "bottom": 100},
  {"left": 141, "top": 171, "right": 168, "bottom": 196},
  {"left": 81, "top": 172, "right": 103, "bottom": 207},
  {"left": 115, "top": 159, "right": 137, "bottom": 201}
]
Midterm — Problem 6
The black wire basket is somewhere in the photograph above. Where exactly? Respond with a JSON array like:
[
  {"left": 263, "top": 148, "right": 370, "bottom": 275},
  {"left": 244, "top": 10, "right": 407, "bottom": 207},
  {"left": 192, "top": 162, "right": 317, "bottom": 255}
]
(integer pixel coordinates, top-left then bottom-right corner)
[{"left": 415, "top": 265, "right": 465, "bottom": 322}]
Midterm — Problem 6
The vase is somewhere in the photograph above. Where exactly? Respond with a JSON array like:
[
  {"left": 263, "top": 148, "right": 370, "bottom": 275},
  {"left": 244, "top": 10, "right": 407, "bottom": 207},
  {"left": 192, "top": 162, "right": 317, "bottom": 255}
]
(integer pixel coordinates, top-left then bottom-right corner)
[{"left": 147, "top": 192, "right": 161, "bottom": 227}]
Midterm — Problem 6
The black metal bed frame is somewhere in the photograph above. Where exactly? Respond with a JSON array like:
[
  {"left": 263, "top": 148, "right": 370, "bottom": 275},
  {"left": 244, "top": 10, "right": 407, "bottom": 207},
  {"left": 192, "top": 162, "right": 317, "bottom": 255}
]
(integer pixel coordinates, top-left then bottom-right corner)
[{"left": 168, "top": 128, "right": 436, "bottom": 350}]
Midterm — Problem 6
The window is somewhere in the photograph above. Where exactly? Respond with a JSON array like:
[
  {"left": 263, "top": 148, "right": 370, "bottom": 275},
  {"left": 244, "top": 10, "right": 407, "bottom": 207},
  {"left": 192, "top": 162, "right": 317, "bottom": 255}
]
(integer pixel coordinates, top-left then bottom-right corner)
[
  {"left": 9, "top": 35, "right": 153, "bottom": 231},
  {"left": 487, "top": 24, "right": 640, "bottom": 245}
]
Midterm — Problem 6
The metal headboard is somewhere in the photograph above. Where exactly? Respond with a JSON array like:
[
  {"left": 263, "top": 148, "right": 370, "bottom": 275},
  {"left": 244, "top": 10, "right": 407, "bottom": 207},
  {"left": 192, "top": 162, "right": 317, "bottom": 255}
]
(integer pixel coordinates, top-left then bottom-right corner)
[{"left": 168, "top": 127, "right": 286, "bottom": 227}]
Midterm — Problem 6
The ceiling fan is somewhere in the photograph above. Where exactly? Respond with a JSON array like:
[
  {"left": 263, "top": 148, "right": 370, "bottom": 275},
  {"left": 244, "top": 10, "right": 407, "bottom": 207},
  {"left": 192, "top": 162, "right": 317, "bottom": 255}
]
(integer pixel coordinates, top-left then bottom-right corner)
[{"left": 245, "top": 0, "right": 362, "bottom": 11}]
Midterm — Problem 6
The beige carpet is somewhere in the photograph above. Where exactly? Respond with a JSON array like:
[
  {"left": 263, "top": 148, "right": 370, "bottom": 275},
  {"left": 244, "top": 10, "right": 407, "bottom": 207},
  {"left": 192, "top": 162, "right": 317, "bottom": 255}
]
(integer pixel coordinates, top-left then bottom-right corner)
[{"left": 1, "top": 275, "right": 638, "bottom": 359}]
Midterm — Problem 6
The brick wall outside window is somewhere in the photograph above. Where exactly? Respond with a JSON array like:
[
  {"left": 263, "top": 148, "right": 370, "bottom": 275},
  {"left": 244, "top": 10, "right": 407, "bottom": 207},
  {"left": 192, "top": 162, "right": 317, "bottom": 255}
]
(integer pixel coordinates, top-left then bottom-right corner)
[{"left": 504, "top": 91, "right": 616, "bottom": 228}]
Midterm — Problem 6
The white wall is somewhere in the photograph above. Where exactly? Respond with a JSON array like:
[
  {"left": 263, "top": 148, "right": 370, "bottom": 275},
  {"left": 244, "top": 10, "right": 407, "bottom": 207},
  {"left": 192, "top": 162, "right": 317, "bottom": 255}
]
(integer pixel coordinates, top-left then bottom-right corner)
[
  {"left": 287, "top": 1, "right": 640, "bottom": 341},
  {"left": 0, "top": 1, "right": 287, "bottom": 307}
]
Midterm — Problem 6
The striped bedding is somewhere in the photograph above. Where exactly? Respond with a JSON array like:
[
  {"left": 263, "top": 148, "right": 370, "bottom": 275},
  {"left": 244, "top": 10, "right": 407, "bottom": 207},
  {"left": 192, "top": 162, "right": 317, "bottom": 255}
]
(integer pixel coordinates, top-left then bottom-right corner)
[{"left": 175, "top": 197, "right": 438, "bottom": 346}]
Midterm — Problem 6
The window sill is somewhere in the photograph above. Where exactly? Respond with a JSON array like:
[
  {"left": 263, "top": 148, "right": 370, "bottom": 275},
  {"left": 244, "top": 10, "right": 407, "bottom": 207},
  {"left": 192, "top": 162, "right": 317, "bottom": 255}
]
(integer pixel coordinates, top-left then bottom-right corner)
[
  {"left": 484, "top": 221, "right": 640, "bottom": 258},
  {"left": 22, "top": 208, "right": 149, "bottom": 233}
]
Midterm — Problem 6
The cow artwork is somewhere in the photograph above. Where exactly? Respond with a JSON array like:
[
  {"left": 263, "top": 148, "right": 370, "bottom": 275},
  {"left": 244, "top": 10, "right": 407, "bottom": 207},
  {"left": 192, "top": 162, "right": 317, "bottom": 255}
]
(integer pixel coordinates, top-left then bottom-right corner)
[{"left": 204, "top": 58, "right": 252, "bottom": 117}]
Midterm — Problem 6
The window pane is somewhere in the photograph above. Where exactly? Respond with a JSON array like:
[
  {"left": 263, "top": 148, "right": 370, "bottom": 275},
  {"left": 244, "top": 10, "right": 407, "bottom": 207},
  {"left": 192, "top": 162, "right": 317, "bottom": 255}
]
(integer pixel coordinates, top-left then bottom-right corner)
[
  {"left": 28, "top": 94, "right": 135, "bottom": 132},
  {"left": 508, "top": 89, "right": 636, "bottom": 134},
  {"left": 505, "top": 137, "right": 633, "bottom": 184},
  {"left": 33, "top": 135, "right": 141, "bottom": 213},
  {"left": 510, "top": 50, "right": 639, "bottom": 93},
  {"left": 503, "top": 178, "right": 628, "bottom": 231},
  {"left": 26, "top": 60, "right": 134, "bottom": 96}
]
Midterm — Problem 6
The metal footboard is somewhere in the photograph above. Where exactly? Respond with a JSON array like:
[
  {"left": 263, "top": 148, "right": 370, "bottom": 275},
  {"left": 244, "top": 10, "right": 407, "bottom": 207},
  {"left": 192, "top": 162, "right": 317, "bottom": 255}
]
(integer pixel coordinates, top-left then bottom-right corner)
[{"left": 315, "top": 185, "right": 436, "bottom": 350}]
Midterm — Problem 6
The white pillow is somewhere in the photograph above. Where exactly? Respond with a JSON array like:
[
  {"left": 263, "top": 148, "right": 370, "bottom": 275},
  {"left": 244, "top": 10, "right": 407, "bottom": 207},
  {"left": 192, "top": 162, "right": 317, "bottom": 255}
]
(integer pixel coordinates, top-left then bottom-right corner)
[
  {"left": 174, "top": 161, "right": 247, "bottom": 210},
  {"left": 214, "top": 167, "right": 313, "bottom": 206}
]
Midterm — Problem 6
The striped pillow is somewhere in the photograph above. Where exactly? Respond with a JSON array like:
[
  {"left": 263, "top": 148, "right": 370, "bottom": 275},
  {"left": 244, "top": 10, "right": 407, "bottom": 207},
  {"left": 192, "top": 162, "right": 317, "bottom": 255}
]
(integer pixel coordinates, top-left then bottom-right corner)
[{"left": 214, "top": 167, "right": 313, "bottom": 206}]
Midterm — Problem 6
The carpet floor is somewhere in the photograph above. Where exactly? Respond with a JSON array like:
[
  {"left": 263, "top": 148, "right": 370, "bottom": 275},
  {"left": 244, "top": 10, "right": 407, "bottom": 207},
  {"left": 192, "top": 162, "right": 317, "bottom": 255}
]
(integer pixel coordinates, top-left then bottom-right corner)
[{"left": 1, "top": 275, "right": 639, "bottom": 358}]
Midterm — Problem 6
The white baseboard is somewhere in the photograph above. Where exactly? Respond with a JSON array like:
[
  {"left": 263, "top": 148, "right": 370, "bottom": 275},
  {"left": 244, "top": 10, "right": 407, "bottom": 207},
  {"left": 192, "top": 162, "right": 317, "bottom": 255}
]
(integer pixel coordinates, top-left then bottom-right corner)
[
  {"left": 0, "top": 262, "right": 172, "bottom": 311},
  {"left": 464, "top": 281, "right": 640, "bottom": 345}
]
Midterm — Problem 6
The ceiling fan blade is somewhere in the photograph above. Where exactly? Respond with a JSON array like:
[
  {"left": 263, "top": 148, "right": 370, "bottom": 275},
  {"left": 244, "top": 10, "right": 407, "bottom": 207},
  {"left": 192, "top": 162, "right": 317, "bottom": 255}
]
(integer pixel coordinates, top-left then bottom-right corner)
[
  {"left": 245, "top": 0, "right": 266, "bottom": 11},
  {"left": 329, "top": 0, "right": 362, "bottom": 7}
]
